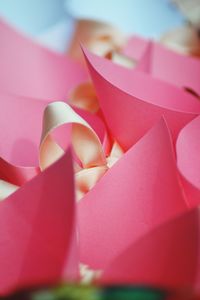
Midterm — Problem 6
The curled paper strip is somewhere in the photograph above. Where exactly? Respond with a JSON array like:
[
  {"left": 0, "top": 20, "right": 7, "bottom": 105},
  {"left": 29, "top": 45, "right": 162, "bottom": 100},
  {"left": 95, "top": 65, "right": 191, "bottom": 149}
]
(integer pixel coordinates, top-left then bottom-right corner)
[
  {"left": 39, "top": 101, "right": 106, "bottom": 170},
  {"left": 39, "top": 101, "right": 108, "bottom": 202},
  {"left": 0, "top": 91, "right": 122, "bottom": 202},
  {"left": 39, "top": 101, "right": 123, "bottom": 201}
]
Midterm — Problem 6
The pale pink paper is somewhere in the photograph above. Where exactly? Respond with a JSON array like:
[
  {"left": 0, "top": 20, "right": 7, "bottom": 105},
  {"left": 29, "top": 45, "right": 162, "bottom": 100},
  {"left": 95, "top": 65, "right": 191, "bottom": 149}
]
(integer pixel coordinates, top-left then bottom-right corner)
[
  {"left": 123, "top": 35, "right": 148, "bottom": 61},
  {"left": 124, "top": 36, "right": 200, "bottom": 95},
  {"left": 0, "top": 149, "right": 77, "bottom": 295},
  {"left": 78, "top": 118, "right": 188, "bottom": 269},
  {"left": 0, "top": 20, "right": 87, "bottom": 100},
  {"left": 83, "top": 47, "right": 200, "bottom": 150}
]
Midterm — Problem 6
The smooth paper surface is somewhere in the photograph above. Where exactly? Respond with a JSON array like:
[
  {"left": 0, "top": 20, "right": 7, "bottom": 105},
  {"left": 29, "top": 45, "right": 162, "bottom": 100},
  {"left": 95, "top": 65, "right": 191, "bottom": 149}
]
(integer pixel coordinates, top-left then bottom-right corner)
[
  {"left": 83, "top": 47, "right": 200, "bottom": 150},
  {"left": 101, "top": 208, "right": 199, "bottom": 290},
  {"left": 0, "top": 149, "right": 76, "bottom": 295},
  {"left": 78, "top": 119, "right": 188, "bottom": 269}
]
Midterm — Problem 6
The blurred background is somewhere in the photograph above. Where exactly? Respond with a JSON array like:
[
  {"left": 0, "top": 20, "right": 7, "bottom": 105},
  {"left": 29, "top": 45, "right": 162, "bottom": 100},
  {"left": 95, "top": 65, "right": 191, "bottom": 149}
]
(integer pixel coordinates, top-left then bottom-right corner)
[{"left": 0, "top": 0, "right": 199, "bottom": 55}]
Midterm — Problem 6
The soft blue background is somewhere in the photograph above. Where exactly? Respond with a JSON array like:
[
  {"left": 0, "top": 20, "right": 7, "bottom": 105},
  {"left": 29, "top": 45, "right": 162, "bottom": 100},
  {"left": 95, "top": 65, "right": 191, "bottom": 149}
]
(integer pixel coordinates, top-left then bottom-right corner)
[
  {"left": 0, "top": 0, "right": 185, "bottom": 52},
  {"left": 66, "top": 0, "right": 184, "bottom": 37}
]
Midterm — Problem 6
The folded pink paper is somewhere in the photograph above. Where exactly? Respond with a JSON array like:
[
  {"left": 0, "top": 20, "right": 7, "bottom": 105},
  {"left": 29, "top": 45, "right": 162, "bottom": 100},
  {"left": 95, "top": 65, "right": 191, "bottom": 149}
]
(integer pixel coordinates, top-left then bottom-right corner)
[
  {"left": 101, "top": 208, "right": 199, "bottom": 291},
  {"left": 0, "top": 20, "right": 87, "bottom": 100},
  {"left": 0, "top": 149, "right": 77, "bottom": 295},
  {"left": 78, "top": 118, "right": 188, "bottom": 269},
  {"left": 124, "top": 36, "right": 200, "bottom": 95},
  {"left": 83, "top": 47, "right": 200, "bottom": 150}
]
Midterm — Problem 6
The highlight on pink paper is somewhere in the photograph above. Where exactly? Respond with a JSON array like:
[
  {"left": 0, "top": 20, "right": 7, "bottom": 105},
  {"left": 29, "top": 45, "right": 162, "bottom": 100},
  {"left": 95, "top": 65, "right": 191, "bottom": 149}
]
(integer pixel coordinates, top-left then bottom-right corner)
[
  {"left": 176, "top": 116, "right": 200, "bottom": 208},
  {"left": 101, "top": 208, "right": 199, "bottom": 291},
  {"left": 83, "top": 47, "right": 200, "bottom": 150},
  {"left": 0, "top": 149, "right": 77, "bottom": 295},
  {"left": 177, "top": 116, "right": 200, "bottom": 190},
  {"left": 0, "top": 20, "right": 87, "bottom": 100},
  {"left": 78, "top": 118, "right": 188, "bottom": 269}
]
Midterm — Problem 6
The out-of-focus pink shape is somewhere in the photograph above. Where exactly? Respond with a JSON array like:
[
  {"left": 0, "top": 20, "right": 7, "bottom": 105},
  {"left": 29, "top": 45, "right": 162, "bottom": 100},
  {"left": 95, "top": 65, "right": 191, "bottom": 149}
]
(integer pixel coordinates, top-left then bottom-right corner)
[
  {"left": 123, "top": 35, "right": 148, "bottom": 61},
  {"left": 124, "top": 36, "right": 200, "bottom": 95},
  {"left": 83, "top": 47, "right": 200, "bottom": 150},
  {"left": 0, "top": 20, "right": 87, "bottom": 100},
  {"left": 101, "top": 208, "right": 199, "bottom": 291},
  {"left": 176, "top": 116, "right": 200, "bottom": 208},
  {"left": 78, "top": 118, "right": 188, "bottom": 269},
  {"left": 0, "top": 149, "right": 77, "bottom": 296},
  {"left": 0, "top": 92, "right": 48, "bottom": 185},
  {"left": 0, "top": 92, "right": 48, "bottom": 167}
]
